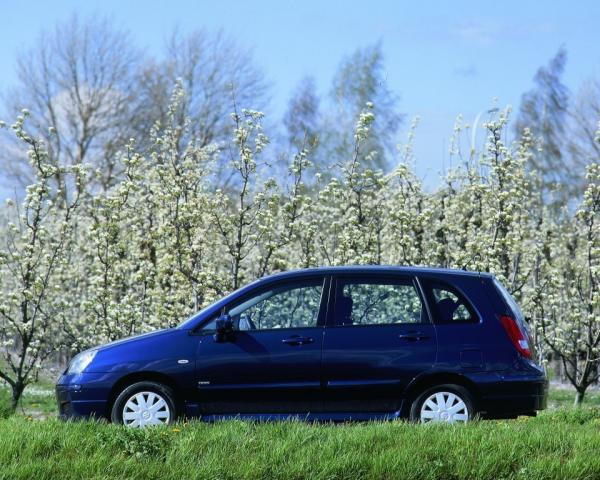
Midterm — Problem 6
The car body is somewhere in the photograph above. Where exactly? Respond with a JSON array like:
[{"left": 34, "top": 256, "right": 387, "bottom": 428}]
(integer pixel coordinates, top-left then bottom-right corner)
[{"left": 56, "top": 266, "right": 547, "bottom": 426}]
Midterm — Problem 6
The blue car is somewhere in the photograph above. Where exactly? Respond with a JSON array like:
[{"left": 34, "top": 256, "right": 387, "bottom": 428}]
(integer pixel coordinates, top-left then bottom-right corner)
[{"left": 56, "top": 266, "right": 547, "bottom": 427}]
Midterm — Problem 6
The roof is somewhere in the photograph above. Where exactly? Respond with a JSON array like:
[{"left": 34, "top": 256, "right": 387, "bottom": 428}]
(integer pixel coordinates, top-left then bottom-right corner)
[{"left": 261, "top": 265, "right": 494, "bottom": 281}]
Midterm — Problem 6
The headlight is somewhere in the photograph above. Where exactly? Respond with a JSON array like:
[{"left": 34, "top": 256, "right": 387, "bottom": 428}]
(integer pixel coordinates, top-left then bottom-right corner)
[{"left": 67, "top": 350, "right": 98, "bottom": 374}]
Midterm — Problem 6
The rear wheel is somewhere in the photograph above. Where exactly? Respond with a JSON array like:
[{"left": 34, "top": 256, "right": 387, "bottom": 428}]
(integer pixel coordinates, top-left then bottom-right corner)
[
  {"left": 111, "top": 381, "right": 177, "bottom": 427},
  {"left": 410, "top": 384, "right": 475, "bottom": 424}
]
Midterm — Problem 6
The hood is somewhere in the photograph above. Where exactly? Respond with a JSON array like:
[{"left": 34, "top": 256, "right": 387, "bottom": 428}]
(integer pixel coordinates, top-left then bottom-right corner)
[
  {"left": 95, "top": 328, "right": 175, "bottom": 352},
  {"left": 83, "top": 327, "right": 190, "bottom": 374}
]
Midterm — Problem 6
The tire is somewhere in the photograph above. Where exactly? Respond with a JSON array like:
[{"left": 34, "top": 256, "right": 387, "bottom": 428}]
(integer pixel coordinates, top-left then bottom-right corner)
[
  {"left": 409, "top": 383, "right": 476, "bottom": 424},
  {"left": 111, "top": 381, "right": 178, "bottom": 427}
]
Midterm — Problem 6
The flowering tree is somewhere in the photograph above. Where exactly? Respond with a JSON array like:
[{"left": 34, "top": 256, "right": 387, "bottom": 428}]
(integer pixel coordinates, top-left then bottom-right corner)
[
  {"left": 383, "top": 117, "right": 433, "bottom": 266},
  {"left": 73, "top": 84, "right": 224, "bottom": 344},
  {"left": 145, "top": 85, "right": 222, "bottom": 318},
  {"left": 315, "top": 103, "right": 387, "bottom": 265},
  {"left": 78, "top": 140, "right": 153, "bottom": 343},
  {"left": 210, "top": 108, "right": 275, "bottom": 290},
  {"left": 1, "top": 88, "right": 599, "bottom": 407},
  {"left": 427, "top": 110, "right": 537, "bottom": 295},
  {"left": 253, "top": 145, "right": 312, "bottom": 277},
  {"left": 0, "top": 112, "right": 84, "bottom": 408},
  {"left": 536, "top": 162, "right": 600, "bottom": 404}
]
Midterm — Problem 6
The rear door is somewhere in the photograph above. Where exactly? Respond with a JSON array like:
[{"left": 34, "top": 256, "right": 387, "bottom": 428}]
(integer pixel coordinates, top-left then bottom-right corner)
[
  {"left": 420, "top": 277, "right": 488, "bottom": 371},
  {"left": 321, "top": 274, "right": 437, "bottom": 413}
]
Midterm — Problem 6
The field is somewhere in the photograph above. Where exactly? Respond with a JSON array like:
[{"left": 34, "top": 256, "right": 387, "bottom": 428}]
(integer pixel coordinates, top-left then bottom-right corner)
[{"left": 0, "top": 385, "right": 599, "bottom": 479}]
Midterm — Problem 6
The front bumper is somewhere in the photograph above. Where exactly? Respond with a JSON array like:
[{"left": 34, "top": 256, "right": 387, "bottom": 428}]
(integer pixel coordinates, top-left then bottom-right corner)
[{"left": 56, "top": 372, "right": 115, "bottom": 420}]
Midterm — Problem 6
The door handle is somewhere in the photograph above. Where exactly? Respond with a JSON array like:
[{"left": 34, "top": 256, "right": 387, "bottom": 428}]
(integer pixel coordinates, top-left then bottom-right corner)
[
  {"left": 398, "top": 332, "right": 430, "bottom": 341},
  {"left": 282, "top": 336, "right": 315, "bottom": 346}
]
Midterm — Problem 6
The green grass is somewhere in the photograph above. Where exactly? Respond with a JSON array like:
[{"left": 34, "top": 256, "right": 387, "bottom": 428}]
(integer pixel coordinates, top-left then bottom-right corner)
[
  {"left": 548, "top": 388, "right": 600, "bottom": 409},
  {"left": 0, "top": 391, "right": 12, "bottom": 419},
  {"left": 1, "top": 384, "right": 600, "bottom": 479},
  {"left": 1, "top": 409, "right": 600, "bottom": 479},
  {"left": 0, "top": 381, "right": 57, "bottom": 418}
]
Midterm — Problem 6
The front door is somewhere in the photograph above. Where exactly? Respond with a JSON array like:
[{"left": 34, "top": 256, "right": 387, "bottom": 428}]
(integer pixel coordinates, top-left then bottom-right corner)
[
  {"left": 322, "top": 275, "right": 437, "bottom": 413},
  {"left": 194, "top": 276, "right": 328, "bottom": 414}
]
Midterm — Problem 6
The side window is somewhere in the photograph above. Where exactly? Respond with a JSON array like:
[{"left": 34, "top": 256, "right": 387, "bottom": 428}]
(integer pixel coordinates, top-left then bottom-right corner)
[
  {"left": 334, "top": 278, "right": 424, "bottom": 326},
  {"left": 201, "top": 318, "right": 218, "bottom": 332},
  {"left": 226, "top": 280, "right": 324, "bottom": 331},
  {"left": 427, "top": 281, "right": 476, "bottom": 324}
]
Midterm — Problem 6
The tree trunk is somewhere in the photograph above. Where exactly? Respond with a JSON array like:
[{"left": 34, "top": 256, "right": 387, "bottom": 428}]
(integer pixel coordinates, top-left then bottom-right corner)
[
  {"left": 574, "top": 388, "right": 585, "bottom": 407},
  {"left": 11, "top": 382, "right": 25, "bottom": 411}
]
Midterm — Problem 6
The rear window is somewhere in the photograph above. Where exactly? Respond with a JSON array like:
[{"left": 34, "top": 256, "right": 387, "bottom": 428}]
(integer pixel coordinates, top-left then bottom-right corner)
[
  {"left": 492, "top": 277, "right": 538, "bottom": 361},
  {"left": 493, "top": 278, "right": 525, "bottom": 323}
]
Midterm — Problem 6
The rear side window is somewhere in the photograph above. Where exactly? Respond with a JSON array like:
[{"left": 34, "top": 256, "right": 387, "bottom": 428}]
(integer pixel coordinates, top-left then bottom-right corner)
[
  {"left": 333, "top": 277, "right": 425, "bottom": 326},
  {"left": 422, "top": 280, "right": 477, "bottom": 324}
]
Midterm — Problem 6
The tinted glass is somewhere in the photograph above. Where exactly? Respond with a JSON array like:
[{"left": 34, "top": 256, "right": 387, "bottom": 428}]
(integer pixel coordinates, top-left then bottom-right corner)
[
  {"left": 493, "top": 278, "right": 524, "bottom": 321},
  {"left": 428, "top": 282, "right": 475, "bottom": 323},
  {"left": 335, "top": 279, "right": 423, "bottom": 326},
  {"left": 227, "top": 280, "right": 324, "bottom": 331}
]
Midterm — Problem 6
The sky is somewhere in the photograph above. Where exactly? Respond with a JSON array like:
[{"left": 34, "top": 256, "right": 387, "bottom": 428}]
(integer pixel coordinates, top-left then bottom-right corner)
[{"left": 1, "top": 0, "right": 600, "bottom": 193}]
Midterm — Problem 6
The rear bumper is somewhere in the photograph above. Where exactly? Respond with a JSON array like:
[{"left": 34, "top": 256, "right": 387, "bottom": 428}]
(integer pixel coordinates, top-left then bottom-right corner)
[{"left": 477, "top": 370, "right": 548, "bottom": 419}]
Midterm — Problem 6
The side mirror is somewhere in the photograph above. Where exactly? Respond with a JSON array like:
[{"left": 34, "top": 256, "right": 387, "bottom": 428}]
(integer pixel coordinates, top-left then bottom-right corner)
[{"left": 214, "top": 314, "right": 233, "bottom": 342}]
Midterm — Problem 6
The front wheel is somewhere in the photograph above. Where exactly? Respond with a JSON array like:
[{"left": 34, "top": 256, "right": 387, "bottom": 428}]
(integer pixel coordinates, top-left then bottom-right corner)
[
  {"left": 410, "top": 384, "right": 475, "bottom": 424},
  {"left": 111, "top": 381, "right": 177, "bottom": 427}
]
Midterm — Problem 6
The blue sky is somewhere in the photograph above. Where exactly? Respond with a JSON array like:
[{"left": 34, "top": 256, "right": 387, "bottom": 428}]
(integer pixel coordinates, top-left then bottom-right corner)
[{"left": 1, "top": 0, "right": 600, "bottom": 190}]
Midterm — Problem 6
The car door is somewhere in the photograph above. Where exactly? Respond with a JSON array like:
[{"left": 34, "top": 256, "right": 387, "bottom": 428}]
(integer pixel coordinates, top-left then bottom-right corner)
[
  {"left": 194, "top": 275, "right": 329, "bottom": 414},
  {"left": 322, "top": 274, "right": 437, "bottom": 413},
  {"left": 420, "top": 277, "right": 486, "bottom": 371}
]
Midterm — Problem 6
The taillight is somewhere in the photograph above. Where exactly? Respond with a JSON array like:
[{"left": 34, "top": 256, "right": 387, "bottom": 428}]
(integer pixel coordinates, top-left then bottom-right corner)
[{"left": 499, "top": 315, "right": 532, "bottom": 359}]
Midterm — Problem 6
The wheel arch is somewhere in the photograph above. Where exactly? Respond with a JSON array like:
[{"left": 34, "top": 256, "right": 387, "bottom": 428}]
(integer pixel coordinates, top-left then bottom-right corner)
[{"left": 402, "top": 372, "right": 481, "bottom": 416}]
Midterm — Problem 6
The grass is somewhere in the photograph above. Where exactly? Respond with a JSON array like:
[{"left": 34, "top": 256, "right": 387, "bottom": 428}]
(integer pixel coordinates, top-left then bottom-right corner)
[
  {"left": 1, "top": 384, "right": 600, "bottom": 479},
  {"left": 547, "top": 387, "right": 600, "bottom": 409},
  {"left": 1, "top": 409, "right": 600, "bottom": 479},
  {"left": 0, "top": 380, "right": 57, "bottom": 419}
]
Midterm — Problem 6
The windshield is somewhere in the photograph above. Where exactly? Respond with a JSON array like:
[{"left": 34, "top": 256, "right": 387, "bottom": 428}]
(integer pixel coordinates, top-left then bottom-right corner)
[{"left": 229, "top": 289, "right": 275, "bottom": 317}]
